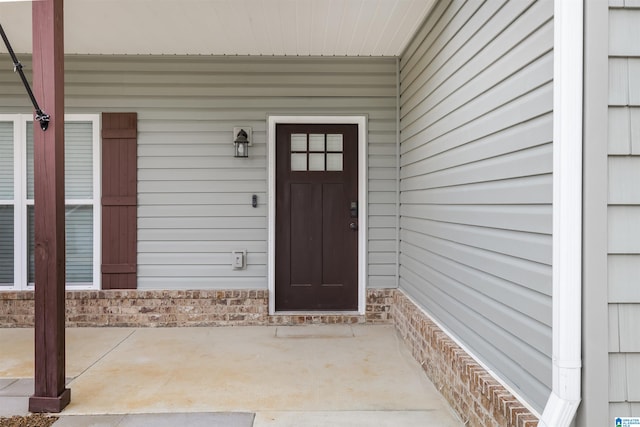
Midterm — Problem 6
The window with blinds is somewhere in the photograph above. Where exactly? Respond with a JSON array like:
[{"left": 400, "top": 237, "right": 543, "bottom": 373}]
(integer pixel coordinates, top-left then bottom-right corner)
[{"left": 0, "top": 115, "right": 100, "bottom": 290}]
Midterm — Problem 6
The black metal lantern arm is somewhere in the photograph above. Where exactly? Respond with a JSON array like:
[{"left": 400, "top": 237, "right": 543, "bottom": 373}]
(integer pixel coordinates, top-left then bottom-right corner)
[{"left": 0, "top": 22, "right": 50, "bottom": 131}]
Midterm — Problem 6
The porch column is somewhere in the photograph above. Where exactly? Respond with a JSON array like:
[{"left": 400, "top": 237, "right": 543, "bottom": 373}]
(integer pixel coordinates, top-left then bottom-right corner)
[{"left": 28, "top": 0, "right": 70, "bottom": 413}]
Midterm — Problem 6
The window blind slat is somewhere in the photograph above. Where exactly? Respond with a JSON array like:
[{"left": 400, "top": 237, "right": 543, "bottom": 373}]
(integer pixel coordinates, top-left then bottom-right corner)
[
  {"left": 27, "top": 205, "right": 93, "bottom": 284},
  {"left": 65, "top": 205, "right": 93, "bottom": 283},
  {"left": 65, "top": 123, "right": 93, "bottom": 198},
  {"left": 26, "top": 125, "right": 33, "bottom": 199},
  {"left": 0, "top": 205, "right": 14, "bottom": 286},
  {"left": 27, "top": 121, "right": 93, "bottom": 199},
  {"left": 0, "top": 122, "right": 13, "bottom": 200}
]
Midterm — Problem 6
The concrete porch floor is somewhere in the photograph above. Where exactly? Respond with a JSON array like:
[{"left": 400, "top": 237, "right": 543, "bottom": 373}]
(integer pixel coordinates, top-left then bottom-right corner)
[{"left": 0, "top": 325, "right": 463, "bottom": 426}]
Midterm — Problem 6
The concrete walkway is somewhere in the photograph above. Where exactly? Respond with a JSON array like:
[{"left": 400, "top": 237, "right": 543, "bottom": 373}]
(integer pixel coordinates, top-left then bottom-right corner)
[{"left": 0, "top": 325, "right": 463, "bottom": 426}]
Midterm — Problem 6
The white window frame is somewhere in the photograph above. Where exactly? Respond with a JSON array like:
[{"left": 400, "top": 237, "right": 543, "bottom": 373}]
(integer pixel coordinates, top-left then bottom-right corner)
[
  {"left": 0, "top": 116, "right": 21, "bottom": 289},
  {"left": 0, "top": 114, "right": 101, "bottom": 291}
]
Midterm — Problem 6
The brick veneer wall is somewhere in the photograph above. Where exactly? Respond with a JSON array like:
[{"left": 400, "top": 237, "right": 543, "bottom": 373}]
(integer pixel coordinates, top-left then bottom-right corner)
[
  {"left": 392, "top": 291, "right": 539, "bottom": 427},
  {"left": 0, "top": 289, "right": 393, "bottom": 327}
]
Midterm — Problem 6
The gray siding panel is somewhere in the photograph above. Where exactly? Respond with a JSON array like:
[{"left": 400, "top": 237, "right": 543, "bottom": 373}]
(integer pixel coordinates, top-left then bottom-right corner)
[
  {"left": 0, "top": 55, "right": 397, "bottom": 291},
  {"left": 608, "top": 206, "right": 640, "bottom": 253},
  {"left": 609, "top": 2, "right": 640, "bottom": 414},
  {"left": 610, "top": 59, "right": 640, "bottom": 107},
  {"left": 609, "top": 58, "right": 630, "bottom": 105},
  {"left": 400, "top": 175, "right": 552, "bottom": 205},
  {"left": 611, "top": 403, "right": 632, "bottom": 420},
  {"left": 618, "top": 305, "right": 640, "bottom": 352},
  {"left": 633, "top": 108, "right": 640, "bottom": 154},
  {"left": 400, "top": 218, "right": 552, "bottom": 265},
  {"left": 608, "top": 107, "right": 632, "bottom": 154},
  {"left": 401, "top": 204, "right": 551, "bottom": 234},
  {"left": 630, "top": 59, "right": 640, "bottom": 105},
  {"left": 610, "top": 353, "right": 628, "bottom": 402},
  {"left": 610, "top": 354, "right": 640, "bottom": 408},
  {"left": 609, "top": 9, "right": 640, "bottom": 56},
  {"left": 609, "top": 157, "right": 640, "bottom": 203},
  {"left": 628, "top": 355, "right": 640, "bottom": 400},
  {"left": 610, "top": 304, "right": 620, "bottom": 353},
  {"left": 399, "top": 0, "right": 552, "bottom": 411},
  {"left": 609, "top": 255, "right": 640, "bottom": 302}
]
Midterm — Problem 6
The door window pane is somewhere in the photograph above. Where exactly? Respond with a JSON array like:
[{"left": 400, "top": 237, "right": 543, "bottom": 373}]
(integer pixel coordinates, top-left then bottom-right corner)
[
  {"left": 0, "top": 206, "right": 13, "bottom": 285},
  {"left": 327, "top": 153, "right": 343, "bottom": 171},
  {"left": 309, "top": 153, "right": 325, "bottom": 171},
  {"left": 309, "top": 134, "right": 324, "bottom": 151},
  {"left": 0, "top": 122, "right": 13, "bottom": 199},
  {"left": 291, "top": 134, "right": 307, "bottom": 151},
  {"left": 291, "top": 153, "right": 307, "bottom": 171},
  {"left": 326, "top": 134, "right": 343, "bottom": 152}
]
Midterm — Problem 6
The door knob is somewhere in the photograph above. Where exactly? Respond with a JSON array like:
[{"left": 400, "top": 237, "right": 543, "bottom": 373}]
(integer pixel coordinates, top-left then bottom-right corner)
[{"left": 349, "top": 222, "right": 358, "bottom": 231}]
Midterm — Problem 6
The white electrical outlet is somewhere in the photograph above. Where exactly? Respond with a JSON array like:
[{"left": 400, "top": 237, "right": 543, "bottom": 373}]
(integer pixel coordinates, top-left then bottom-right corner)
[{"left": 232, "top": 250, "right": 246, "bottom": 269}]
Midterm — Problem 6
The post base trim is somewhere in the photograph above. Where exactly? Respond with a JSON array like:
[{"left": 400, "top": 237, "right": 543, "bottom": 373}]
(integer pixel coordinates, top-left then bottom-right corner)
[{"left": 29, "top": 388, "right": 71, "bottom": 413}]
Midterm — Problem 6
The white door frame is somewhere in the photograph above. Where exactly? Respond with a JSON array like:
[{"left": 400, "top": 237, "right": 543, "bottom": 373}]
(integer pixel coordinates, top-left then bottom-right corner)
[{"left": 267, "top": 115, "right": 368, "bottom": 315}]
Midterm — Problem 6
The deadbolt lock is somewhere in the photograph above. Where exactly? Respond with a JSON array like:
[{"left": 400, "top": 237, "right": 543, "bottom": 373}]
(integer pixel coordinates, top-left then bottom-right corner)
[{"left": 350, "top": 201, "right": 358, "bottom": 218}]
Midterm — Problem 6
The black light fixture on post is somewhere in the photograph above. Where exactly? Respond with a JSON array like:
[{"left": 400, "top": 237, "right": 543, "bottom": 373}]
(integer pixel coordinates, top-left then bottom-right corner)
[{"left": 233, "top": 128, "right": 250, "bottom": 158}]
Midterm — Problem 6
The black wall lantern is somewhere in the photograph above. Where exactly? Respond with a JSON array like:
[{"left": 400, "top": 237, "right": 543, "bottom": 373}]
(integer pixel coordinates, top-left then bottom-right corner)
[{"left": 233, "top": 127, "right": 251, "bottom": 158}]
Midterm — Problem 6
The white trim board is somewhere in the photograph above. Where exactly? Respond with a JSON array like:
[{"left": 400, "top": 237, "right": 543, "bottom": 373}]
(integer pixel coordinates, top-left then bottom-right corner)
[{"left": 267, "top": 115, "right": 368, "bottom": 315}]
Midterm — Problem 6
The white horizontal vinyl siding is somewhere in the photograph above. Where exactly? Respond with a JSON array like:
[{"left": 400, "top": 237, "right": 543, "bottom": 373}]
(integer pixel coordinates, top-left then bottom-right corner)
[
  {"left": 399, "top": 0, "right": 553, "bottom": 412},
  {"left": 0, "top": 55, "right": 397, "bottom": 290},
  {"left": 608, "top": 3, "right": 640, "bottom": 420}
]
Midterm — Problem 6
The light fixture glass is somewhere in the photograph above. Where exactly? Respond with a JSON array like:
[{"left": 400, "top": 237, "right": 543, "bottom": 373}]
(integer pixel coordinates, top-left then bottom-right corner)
[{"left": 234, "top": 128, "right": 249, "bottom": 158}]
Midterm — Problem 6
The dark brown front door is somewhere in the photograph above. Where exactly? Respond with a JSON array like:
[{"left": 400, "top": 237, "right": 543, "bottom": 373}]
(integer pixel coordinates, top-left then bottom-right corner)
[{"left": 276, "top": 124, "right": 358, "bottom": 311}]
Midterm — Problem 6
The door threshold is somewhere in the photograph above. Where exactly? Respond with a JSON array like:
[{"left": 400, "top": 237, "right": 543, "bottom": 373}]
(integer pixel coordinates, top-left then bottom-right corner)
[{"left": 273, "top": 311, "right": 362, "bottom": 316}]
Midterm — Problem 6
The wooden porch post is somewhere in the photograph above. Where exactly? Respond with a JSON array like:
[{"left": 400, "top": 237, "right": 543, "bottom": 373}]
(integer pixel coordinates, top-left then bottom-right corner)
[{"left": 28, "top": 0, "right": 70, "bottom": 413}]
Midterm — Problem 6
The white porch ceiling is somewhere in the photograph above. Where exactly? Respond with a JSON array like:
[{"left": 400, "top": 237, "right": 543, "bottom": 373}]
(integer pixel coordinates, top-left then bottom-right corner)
[{"left": 0, "top": 0, "right": 435, "bottom": 56}]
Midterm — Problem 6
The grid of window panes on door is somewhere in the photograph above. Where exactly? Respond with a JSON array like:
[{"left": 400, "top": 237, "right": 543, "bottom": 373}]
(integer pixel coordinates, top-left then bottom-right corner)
[
  {"left": 290, "top": 133, "right": 343, "bottom": 172},
  {"left": 0, "top": 117, "right": 97, "bottom": 290}
]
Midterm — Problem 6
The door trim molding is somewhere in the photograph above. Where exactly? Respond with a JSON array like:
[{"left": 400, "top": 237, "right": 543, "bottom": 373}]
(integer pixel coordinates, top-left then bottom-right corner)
[{"left": 267, "top": 115, "right": 368, "bottom": 315}]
